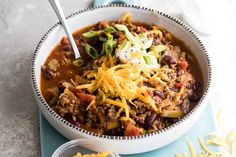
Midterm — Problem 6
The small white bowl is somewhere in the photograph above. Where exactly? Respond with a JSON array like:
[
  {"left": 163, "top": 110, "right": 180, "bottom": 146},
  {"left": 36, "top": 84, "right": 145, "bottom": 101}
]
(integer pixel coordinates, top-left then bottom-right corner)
[
  {"left": 31, "top": 4, "right": 212, "bottom": 154},
  {"left": 52, "top": 139, "right": 119, "bottom": 157}
]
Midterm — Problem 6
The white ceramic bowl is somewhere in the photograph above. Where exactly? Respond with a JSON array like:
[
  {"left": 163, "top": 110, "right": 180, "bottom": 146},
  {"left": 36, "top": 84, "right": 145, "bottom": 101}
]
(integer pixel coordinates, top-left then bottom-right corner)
[{"left": 31, "top": 5, "right": 212, "bottom": 155}]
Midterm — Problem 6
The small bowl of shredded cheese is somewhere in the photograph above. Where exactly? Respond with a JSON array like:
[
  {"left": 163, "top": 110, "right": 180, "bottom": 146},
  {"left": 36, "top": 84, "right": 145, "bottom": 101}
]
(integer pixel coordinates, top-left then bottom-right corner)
[{"left": 52, "top": 139, "right": 119, "bottom": 157}]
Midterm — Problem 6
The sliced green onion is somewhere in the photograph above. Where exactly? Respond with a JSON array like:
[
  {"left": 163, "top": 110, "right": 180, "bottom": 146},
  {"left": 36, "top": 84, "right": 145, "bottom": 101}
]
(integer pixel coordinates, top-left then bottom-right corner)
[
  {"left": 85, "top": 44, "right": 98, "bottom": 59},
  {"left": 137, "top": 32, "right": 147, "bottom": 39},
  {"left": 99, "top": 36, "right": 107, "bottom": 42},
  {"left": 143, "top": 55, "right": 155, "bottom": 66},
  {"left": 105, "top": 38, "right": 117, "bottom": 55},
  {"left": 161, "top": 110, "right": 183, "bottom": 118},
  {"left": 104, "top": 26, "right": 116, "bottom": 33},
  {"left": 143, "top": 38, "right": 153, "bottom": 49},
  {"left": 105, "top": 32, "right": 113, "bottom": 40},
  {"left": 101, "top": 42, "right": 106, "bottom": 54},
  {"left": 105, "top": 41, "right": 112, "bottom": 55},
  {"left": 111, "top": 39, "right": 117, "bottom": 46},
  {"left": 115, "top": 24, "right": 138, "bottom": 45},
  {"left": 82, "top": 31, "right": 102, "bottom": 38},
  {"left": 114, "top": 24, "right": 129, "bottom": 32},
  {"left": 156, "top": 45, "right": 166, "bottom": 53},
  {"left": 138, "top": 32, "right": 153, "bottom": 49},
  {"left": 72, "top": 58, "right": 83, "bottom": 67}
]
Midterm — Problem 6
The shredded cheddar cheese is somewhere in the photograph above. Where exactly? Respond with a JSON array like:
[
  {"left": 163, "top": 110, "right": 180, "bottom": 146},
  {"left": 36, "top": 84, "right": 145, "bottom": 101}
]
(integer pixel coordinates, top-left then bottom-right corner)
[
  {"left": 76, "top": 60, "right": 163, "bottom": 118},
  {"left": 187, "top": 139, "right": 196, "bottom": 157},
  {"left": 72, "top": 150, "right": 112, "bottom": 157}
]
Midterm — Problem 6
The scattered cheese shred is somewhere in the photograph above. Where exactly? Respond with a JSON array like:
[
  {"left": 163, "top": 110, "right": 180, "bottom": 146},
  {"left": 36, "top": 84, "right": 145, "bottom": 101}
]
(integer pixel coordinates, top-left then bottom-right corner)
[
  {"left": 59, "top": 85, "right": 77, "bottom": 100},
  {"left": 104, "top": 98, "right": 128, "bottom": 109},
  {"left": 230, "top": 142, "right": 235, "bottom": 156},
  {"left": 198, "top": 137, "right": 222, "bottom": 156},
  {"left": 76, "top": 83, "right": 94, "bottom": 90},
  {"left": 176, "top": 154, "right": 187, "bottom": 157},
  {"left": 176, "top": 131, "right": 236, "bottom": 157},
  {"left": 72, "top": 150, "right": 112, "bottom": 157},
  {"left": 206, "top": 132, "right": 225, "bottom": 146},
  {"left": 115, "top": 107, "right": 123, "bottom": 119},
  {"left": 187, "top": 139, "right": 196, "bottom": 157},
  {"left": 226, "top": 130, "right": 236, "bottom": 156},
  {"left": 226, "top": 131, "right": 236, "bottom": 144},
  {"left": 121, "top": 12, "right": 132, "bottom": 23},
  {"left": 216, "top": 107, "right": 224, "bottom": 126},
  {"left": 86, "top": 99, "right": 96, "bottom": 111}
]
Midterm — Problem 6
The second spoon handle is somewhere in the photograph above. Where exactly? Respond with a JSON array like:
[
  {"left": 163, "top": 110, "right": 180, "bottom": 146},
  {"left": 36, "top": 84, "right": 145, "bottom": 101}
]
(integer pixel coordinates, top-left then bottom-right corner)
[{"left": 48, "top": 0, "right": 80, "bottom": 59}]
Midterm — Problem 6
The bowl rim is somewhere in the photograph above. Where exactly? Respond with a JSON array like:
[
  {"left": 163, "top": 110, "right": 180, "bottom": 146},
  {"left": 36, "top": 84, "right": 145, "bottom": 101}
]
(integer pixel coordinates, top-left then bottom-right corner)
[{"left": 31, "top": 4, "right": 212, "bottom": 140}]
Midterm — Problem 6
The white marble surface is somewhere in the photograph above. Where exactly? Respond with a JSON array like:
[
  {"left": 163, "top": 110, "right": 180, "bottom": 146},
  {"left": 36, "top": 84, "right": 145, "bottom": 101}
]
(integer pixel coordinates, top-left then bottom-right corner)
[{"left": 0, "top": 0, "right": 236, "bottom": 156}]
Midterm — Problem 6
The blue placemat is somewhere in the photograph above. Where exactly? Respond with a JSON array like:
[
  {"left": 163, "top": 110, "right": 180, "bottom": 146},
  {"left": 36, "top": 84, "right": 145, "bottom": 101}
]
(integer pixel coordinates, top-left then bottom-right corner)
[{"left": 40, "top": 102, "right": 217, "bottom": 157}]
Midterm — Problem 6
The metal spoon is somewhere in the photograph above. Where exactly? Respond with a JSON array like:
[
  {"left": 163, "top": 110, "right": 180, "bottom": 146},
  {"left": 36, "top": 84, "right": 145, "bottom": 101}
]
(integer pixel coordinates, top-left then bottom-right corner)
[{"left": 48, "top": 0, "right": 80, "bottom": 59}]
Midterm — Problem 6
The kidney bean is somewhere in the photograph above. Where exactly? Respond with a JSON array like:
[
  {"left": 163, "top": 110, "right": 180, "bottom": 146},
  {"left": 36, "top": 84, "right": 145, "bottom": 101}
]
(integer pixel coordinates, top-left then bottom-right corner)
[
  {"left": 57, "top": 82, "right": 66, "bottom": 93},
  {"left": 189, "top": 93, "right": 199, "bottom": 102},
  {"left": 153, "top": 90, "right": 165, "bottom": 99},
  {"left": 145, "top": 113, "right": 157, "bottom": 128},
  {"left": 164, "top": 117, "right": 179, "bottom": 124},
  {"left": 104, "top": 127, "right": 124, "bottom": 136}
]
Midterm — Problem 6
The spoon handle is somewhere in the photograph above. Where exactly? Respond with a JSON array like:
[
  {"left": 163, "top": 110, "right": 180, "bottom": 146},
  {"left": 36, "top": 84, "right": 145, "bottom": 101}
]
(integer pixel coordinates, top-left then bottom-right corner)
[{"left": 48, "top": 0, "right": 80, "bottom": 59}]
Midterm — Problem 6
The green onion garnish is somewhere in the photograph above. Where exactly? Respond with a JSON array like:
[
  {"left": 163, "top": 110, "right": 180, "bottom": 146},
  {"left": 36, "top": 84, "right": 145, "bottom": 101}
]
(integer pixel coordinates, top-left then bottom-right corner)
[
  {"left": 99, "top": 36, "right": 107, "bottom": 42},
  {"left": 72, "top": 58, "right": 83, "bottom": 67},
  {"left": 104, "top": 26, "right": 116, "bottom": 34},
  {"left": 85, "top": 44, "right": 98, "bottom": 59},
  {"left": 82, "top": 31, "right": 102, "bottom": 38},
  {"left": 156, "top": 45, "right": 166, "bottom": 53},
  {"left": 143, "top": 55, "right": 154, "bottom": 65},
  {"left": 105, "top": 38, "right": 117, "bottom": 55},
  {"left": 101, "top": 42, "right": 106, "bottom": 55}
]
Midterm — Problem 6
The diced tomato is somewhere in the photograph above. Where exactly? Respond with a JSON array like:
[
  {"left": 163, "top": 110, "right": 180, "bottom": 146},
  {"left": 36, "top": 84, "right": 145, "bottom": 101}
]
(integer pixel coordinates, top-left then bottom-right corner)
[
  {"left": 175, "top": 82, "right": 184, "bottom": 88},
  {"left": 178, "top": 60, "right": 188, "bottom": 71},
  {"left": 124, "top": 121, "right": 140, "bottom": 136},
  {"left": 60, "top": 37, "right": 70, "bottom": 45},
  {"left": 147, "top": 89, "right": 153, "bottom": 97},
  {"left": 76, "top": 92, "right": 95, "bottom": 104}
]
